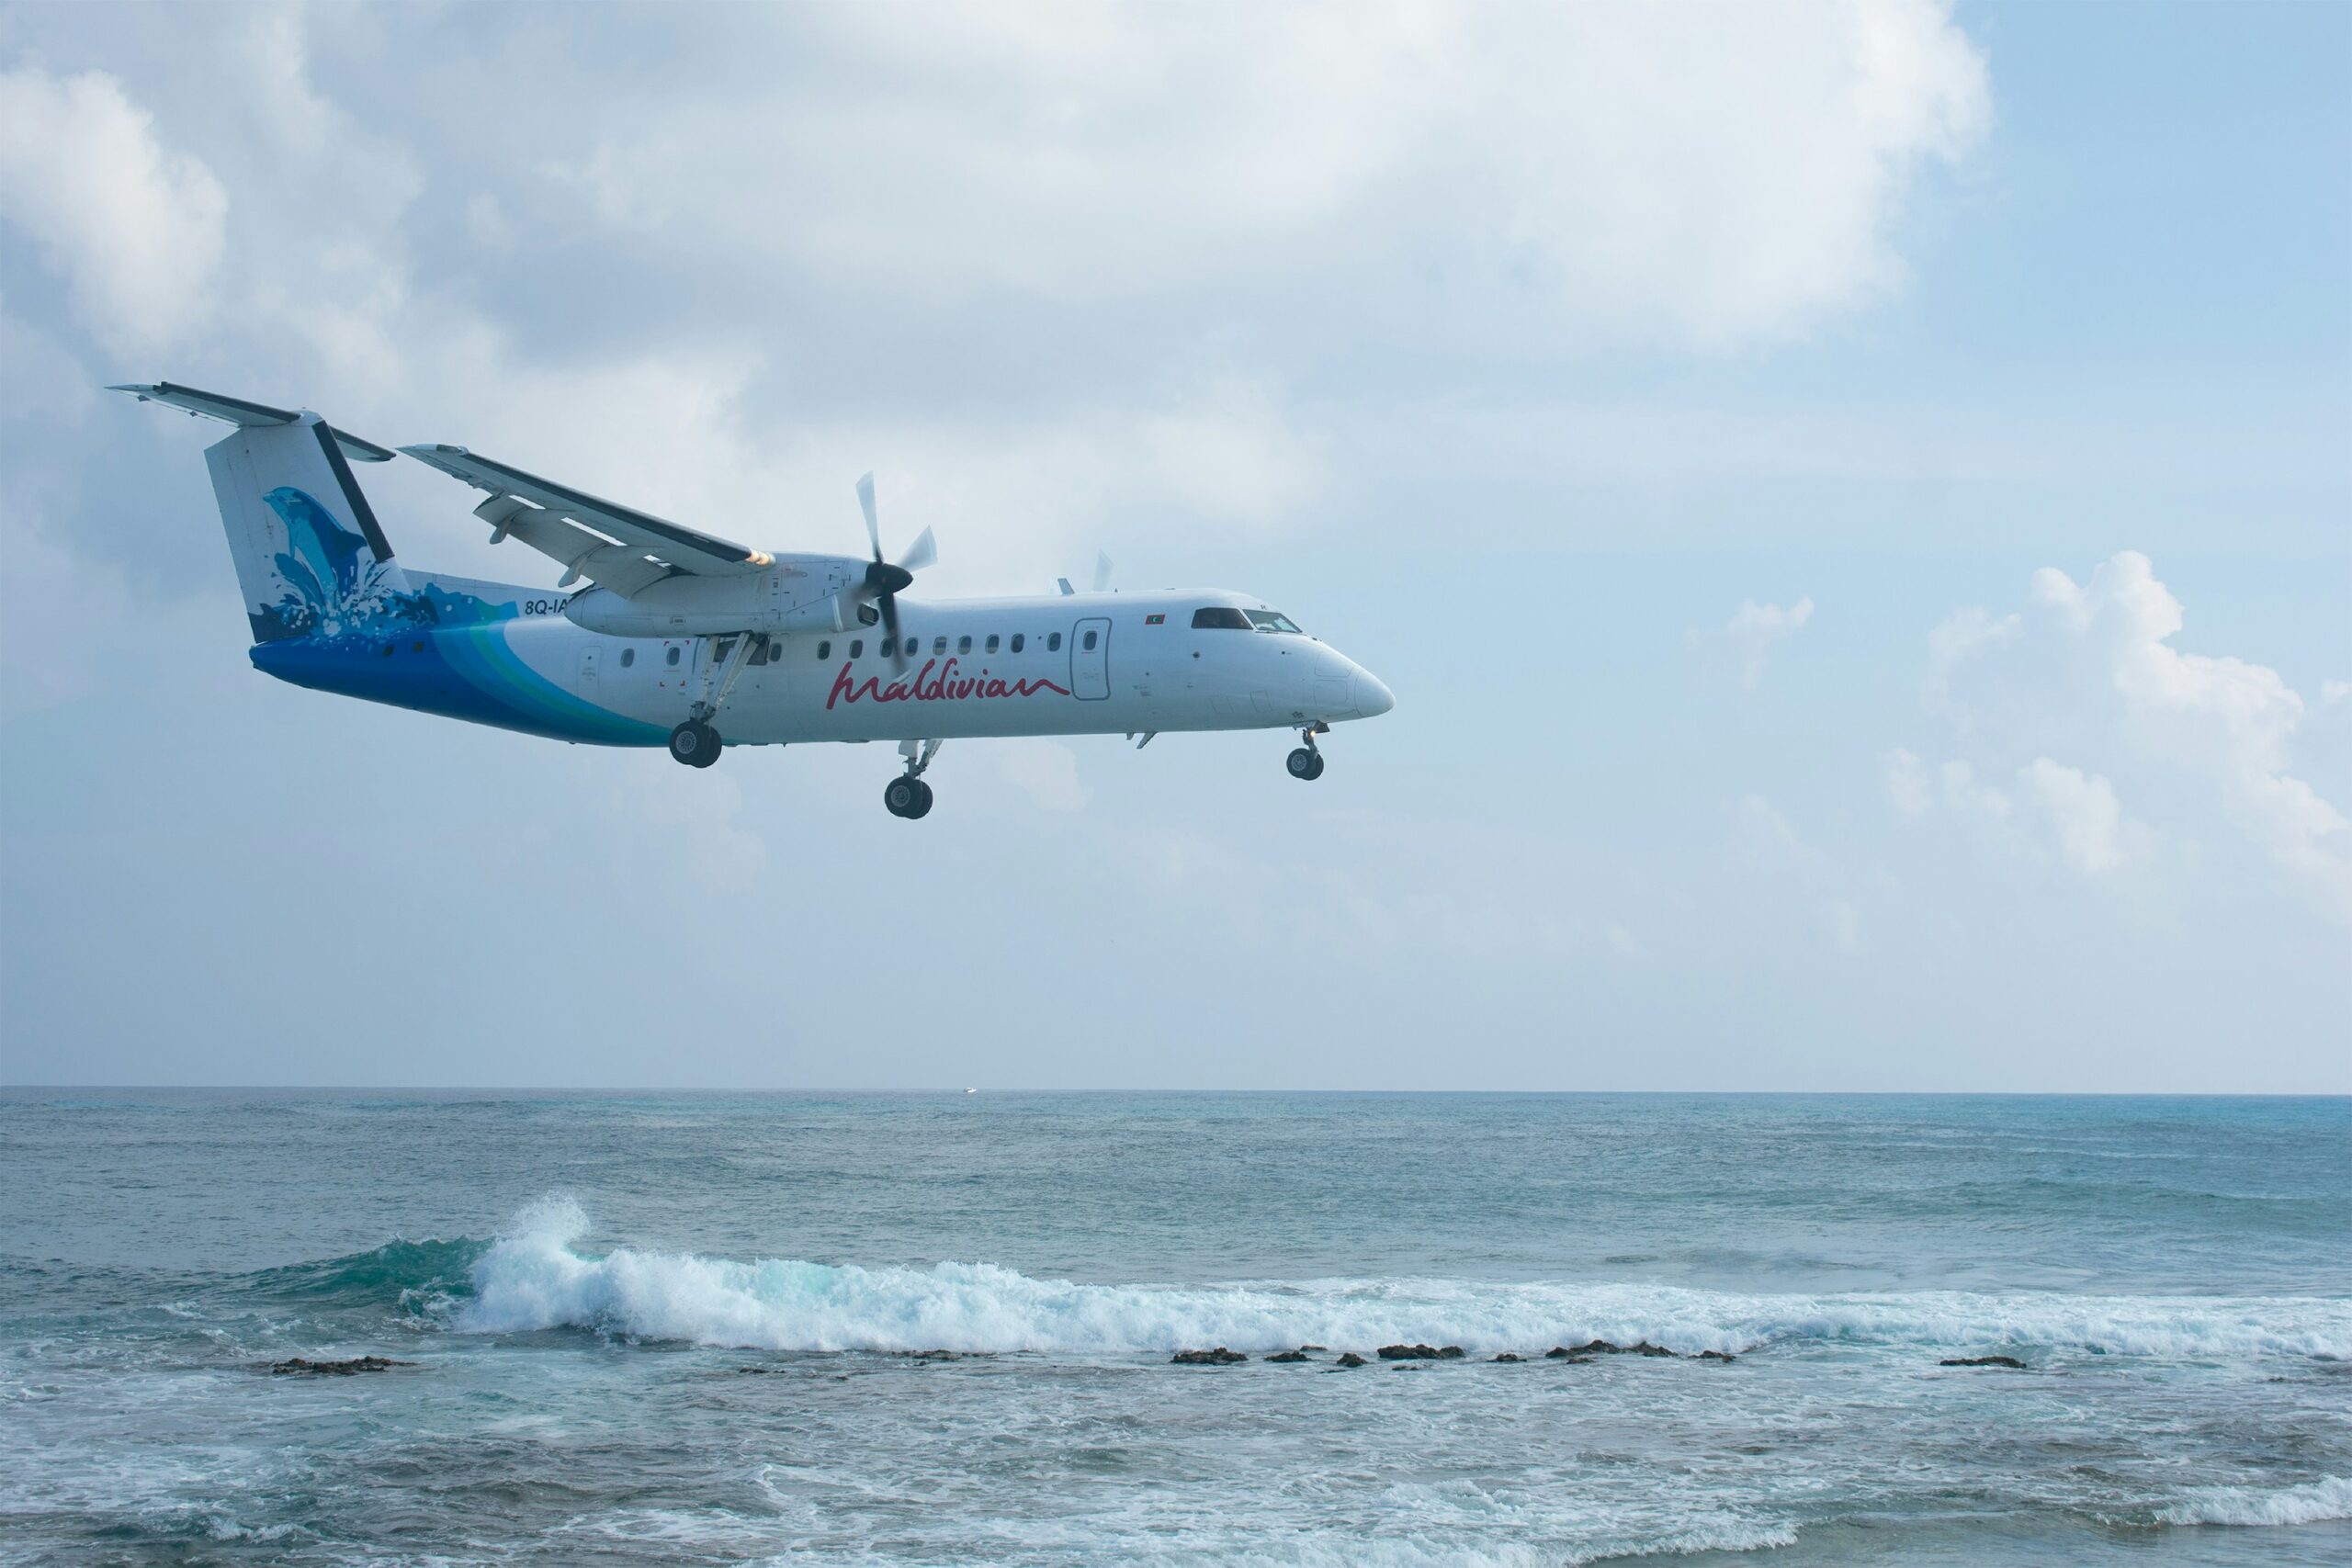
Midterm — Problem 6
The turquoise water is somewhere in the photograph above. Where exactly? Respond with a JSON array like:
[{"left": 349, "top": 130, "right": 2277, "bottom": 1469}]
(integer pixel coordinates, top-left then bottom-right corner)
[{"left": 1, "top": 1091, "right": 2346, "bottom": 1564}]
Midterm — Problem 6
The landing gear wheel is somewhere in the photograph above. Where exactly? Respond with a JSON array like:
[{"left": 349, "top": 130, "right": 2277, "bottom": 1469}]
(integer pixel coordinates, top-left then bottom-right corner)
[
  {"left": 1287, "top": 746, "right": 1325, "bottom": 781},
  {"left": 884, "top": 776, "right": 922, "bottom": 818},
  {"left": 905, "top": 779, "right": 934, "bottom": 818},
  {"left": 669, "top": 720, "right": 721, "bottom": 768}
]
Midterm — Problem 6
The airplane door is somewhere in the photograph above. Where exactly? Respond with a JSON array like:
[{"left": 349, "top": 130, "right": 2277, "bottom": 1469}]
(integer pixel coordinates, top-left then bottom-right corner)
[{"left": 1072, "top": 617, "right": 1111, "bottom": 700}]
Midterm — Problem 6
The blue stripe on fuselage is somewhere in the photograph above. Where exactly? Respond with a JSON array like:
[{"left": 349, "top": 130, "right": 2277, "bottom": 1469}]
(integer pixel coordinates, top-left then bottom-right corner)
[{"left": 249, "top": 628, "right": 666, "bottom": 746}]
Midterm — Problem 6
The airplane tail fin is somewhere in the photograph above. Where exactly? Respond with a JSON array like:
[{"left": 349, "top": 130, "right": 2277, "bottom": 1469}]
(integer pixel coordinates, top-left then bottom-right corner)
[{"left": 114, "top": 382, "right": 416, "bottom": 643}]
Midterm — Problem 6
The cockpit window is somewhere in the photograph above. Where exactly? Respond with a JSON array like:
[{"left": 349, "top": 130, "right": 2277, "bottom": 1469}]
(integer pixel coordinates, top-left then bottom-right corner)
[
  {"left": 1244, "top": 610, "right": 1304, "bottom": 634},
  {"left": 1192, "top": 606, "right": 1253, "bottom": 629}
]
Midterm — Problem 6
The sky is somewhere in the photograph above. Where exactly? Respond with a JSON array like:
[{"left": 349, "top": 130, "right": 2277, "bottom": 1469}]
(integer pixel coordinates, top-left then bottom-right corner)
[{"left": 0, "top": 0, "right": 2345, "bottom": 1091}]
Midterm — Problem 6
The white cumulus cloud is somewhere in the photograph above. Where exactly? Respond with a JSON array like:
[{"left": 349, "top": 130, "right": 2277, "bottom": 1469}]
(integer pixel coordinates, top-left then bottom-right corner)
[
  {"left": 1722, "top": 596, "right": 1816, "bottom": 690},
  {"left": 0, "top": 66, "right": 227, "bottom": 356},
  {"left": 1902, "top": 552, "right": 2348, "bottom": 915},
  {"left": 491, "top": 0, "right": 1988, "bottom": 350},
  {"left": 2018, "top": 758, "right": 2142, "bottom": 874}
]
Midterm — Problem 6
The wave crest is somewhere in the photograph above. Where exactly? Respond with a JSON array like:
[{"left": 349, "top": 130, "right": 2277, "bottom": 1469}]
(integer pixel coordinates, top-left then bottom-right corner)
[
  {"left": 2158, "top": 1476, "right": 2352, "bottom": 1528},
  {"left": 447, "top": 1201, "right": 2352, "bottom": 1359}
]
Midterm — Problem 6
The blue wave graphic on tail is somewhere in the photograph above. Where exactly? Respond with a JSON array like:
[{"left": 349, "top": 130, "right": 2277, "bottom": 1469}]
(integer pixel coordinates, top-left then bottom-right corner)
[{"left": 250, "top": 486, "right": 438, "bottom": 642}]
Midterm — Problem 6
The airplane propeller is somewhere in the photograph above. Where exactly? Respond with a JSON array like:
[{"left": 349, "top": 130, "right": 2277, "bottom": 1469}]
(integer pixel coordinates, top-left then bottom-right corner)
[{"left": 855, "top": 472, "right": 936, "bottom": 671}]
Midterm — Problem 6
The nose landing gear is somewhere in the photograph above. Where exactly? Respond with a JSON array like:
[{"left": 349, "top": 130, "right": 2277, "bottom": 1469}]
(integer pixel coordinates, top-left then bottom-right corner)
[{"left": 1286, "top": 725, "right": 1327, "bottom": 781}]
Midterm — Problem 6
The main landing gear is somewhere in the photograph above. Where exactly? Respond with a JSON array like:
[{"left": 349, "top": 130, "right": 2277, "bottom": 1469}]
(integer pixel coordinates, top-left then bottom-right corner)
[
  {"left": 1286, "top": 723, "right": 1328, "bottom": 782},
  {"left": 886, "top": 739, "right": 942, "bottom": 819},
  {"left": 669, "top": 719, "right": 721, "bottom": 769},
  {"left": 667, "top": 633, "right": 766, "bottom": 769}
]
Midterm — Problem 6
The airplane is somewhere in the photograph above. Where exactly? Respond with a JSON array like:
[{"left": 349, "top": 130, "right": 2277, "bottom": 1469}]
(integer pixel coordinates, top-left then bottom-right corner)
[{"left": 117, "top": 382, "right": 1394, "bottom": 818}]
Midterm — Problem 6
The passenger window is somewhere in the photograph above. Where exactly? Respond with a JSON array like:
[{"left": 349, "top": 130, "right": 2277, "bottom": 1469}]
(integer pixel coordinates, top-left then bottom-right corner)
[
  {"left": 620, "top": 649, "right": 635, "bottom": 668},
  {"left": 1011, "top": 633, "right": 1024, "bottom": 652},
  {"left": 1082, "top": 629, "right": 1098, "bottom": 650},
  {"left": 933, "top": 636, "right": 948, "bottom": 655},
  {"left": 850, "top": 639, "right": 864, "bottom": 659},
  {"left": 879, "top": 637, "right": 895, "bottom": 659},
  {"left": 1047, "top": 632, "right": 1062, "bottom": 652},
  {"left": 985, "top": 634, "right": 1000, "bottom": 654},
  {"left": 818, "top": 640, "right": 831, "bottom": 660},
  {"left": 957, "top": 636, "right": 972, "bottom": 654},
  {"left": 666, "top": 646, "right": 682, "bottom": 667},
  {"left": 1192, "top": 607, "right": 1253, "bottom": 629}
]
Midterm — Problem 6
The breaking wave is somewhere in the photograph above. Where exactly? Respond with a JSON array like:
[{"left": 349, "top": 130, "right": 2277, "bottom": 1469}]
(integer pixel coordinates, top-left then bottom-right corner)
[
  {"left": 445, "top": 1199, "right": 2352, "bottom": 1359},
  {"left": 2157, "top": 1475, "right": 2352, "bottom": 1528}
]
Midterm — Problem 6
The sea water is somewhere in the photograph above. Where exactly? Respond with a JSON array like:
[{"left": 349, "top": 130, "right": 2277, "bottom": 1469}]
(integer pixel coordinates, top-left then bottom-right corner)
[{"left": 0, "top": 1091, "right": 2345, "bottom": 1565}]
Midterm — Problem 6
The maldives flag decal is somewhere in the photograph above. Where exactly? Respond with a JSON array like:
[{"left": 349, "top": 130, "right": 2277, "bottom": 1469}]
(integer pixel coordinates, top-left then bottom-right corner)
[{"left": 1145, "top": 614, "right": 1165, "bottom": 625}]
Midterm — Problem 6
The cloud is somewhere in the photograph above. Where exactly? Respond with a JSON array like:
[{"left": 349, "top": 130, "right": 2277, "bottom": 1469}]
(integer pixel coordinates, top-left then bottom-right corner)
[
  {"left": 0, "top": 2, "right": 1984, "bottom": 642},
  {"left": 1731, "top": 794, "right": 1876, "bottom": 956},
  {"left": 1883, "top": 749, "right": 1931, "bottom": 815},
  {"left": 0, "top": 67, "right": 227, "bottom": 356},
  {"left": 1903, "top": 552, "right": 2348, "bottom": 915},
  {"left": 2018, "top": 758, "right": 2141, "bottom": 874},
  {"left": 426, "top": 0, "right": 1987, "bottom": 351},
  {"left": 605, "top": 763, "right": 767, "bottom": 896},
  {"left": 1720, "top": 597, "right": 1815, "bottom": 690},
  {"left": 993, "top": 739, "right": 1091, "bottom": 813}
]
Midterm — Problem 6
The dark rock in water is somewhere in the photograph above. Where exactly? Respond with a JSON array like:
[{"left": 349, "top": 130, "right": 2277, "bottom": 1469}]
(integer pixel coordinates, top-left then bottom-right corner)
[
  {"left": 1492, "top": 1352, "right": 1523, "bottom": 1363},
  {"left": 1696, "top": 1349, "right": 1737, "bottom": 1362},
  {"left": 1436, "top": 1346, "right": 1466, "bottom": 1359},
  {"left": 905, "top": 1349, "right": 960, "bottom": 1360},
  {"left": 1377, "top": 1343, "right": 1442, "bottom": 1360},
  {"left": 1557, "top": 1338, "right": 1679, "bottom": 1358},
  {"left": 1544, "top": 1347, "right": 1577, "bottom": 1359},
  {"left": 268, "top": 1356, "right": 411, "bottom": 1376},
  {"left": 1940, "top": 1355, "right": 2028, "bottom": 1369},
  {"left": 1266, "top": 1350, "right": 1311, "bottom": 1363},
  {"left": 1627, "top": 1341, "right": 1677, "bottom": 1358},
  {"left": 1170, "top": 1348, "right": 1249, "bottom": 1365},
  {"left": 1335, "top": 1352, "right": 1368, "bottom": 1368},
  {"left": 1298, "top": 1344, "right": 1328, "bottom": 1352}
]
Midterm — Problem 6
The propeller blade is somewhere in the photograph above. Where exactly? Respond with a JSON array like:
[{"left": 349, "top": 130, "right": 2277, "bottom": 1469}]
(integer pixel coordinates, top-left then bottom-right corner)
[
  {"left": 898, "top": 526, "right": 937, "bottom": 575},
  {"left": 878, "top": 592, "right": 906, "bottom": 672},
  {"left": 1092, "top": 550, "right": 1114, "bottom": 594},
  {"left": 856, "top": 472, "right": 881, "bottom": 562}
]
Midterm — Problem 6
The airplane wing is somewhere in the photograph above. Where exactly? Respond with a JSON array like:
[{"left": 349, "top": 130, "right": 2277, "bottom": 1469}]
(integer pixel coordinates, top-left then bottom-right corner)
[{"left": 399, "top": 443, "right": 776, "bottom": 595}]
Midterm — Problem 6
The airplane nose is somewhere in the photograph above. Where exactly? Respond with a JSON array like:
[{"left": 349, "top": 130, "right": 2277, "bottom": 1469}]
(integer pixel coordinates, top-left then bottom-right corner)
[{"left": 1354, "top": 671, "right": 1395, "bottom": 716}]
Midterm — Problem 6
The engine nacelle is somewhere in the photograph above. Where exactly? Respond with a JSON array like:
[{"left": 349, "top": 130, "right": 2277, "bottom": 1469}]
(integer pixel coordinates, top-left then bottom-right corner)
[
  {"left": 564, "top": 562, "right": 866, "bottom": 637},
  {"left": 566, "top": 579, "right": 763, "bottom": 637}
]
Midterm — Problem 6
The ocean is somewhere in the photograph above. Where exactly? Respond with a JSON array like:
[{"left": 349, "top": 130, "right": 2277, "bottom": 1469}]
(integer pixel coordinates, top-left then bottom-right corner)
[{"left": 0, "top": 1090, "right": 2346, "bottom": 1565}]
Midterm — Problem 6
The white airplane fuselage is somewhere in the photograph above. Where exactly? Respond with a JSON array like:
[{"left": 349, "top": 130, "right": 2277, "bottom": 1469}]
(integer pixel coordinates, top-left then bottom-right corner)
[{"left": 252, "top": 578, "right": 1394, "bottom": 750}]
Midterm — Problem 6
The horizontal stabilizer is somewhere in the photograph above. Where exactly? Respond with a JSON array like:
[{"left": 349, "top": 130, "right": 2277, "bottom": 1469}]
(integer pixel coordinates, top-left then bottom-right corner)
[{"left": 111, "top": 382, "right": 394, "bottom": 462}]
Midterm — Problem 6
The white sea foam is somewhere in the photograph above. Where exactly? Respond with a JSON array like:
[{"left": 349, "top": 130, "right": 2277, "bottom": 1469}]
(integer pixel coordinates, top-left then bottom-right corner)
[
  {"left": 2157, "top": 1475, "right": 2352, "bottom": 1528},
  {"left": 453, "top": 1198, "right": 2352, "bottom": 1359}
]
